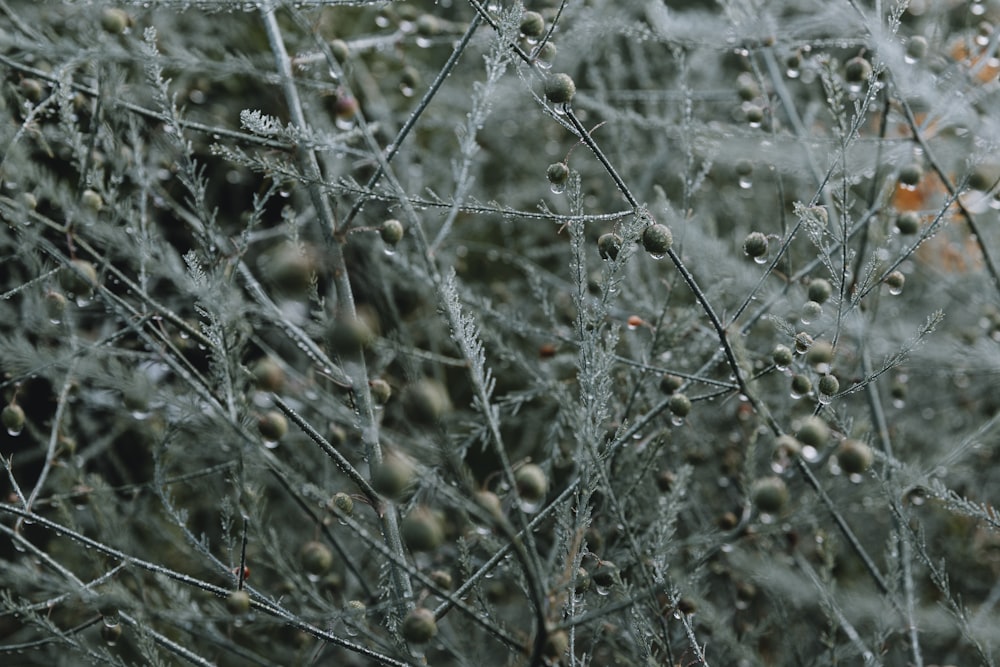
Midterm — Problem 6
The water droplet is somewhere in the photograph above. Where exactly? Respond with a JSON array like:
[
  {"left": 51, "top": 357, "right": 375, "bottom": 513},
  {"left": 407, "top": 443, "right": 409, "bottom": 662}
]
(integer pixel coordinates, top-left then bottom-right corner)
[
  {"left": 7, "top": 426, "right": 22, "bottom": 437},
  {"left": 738, "top": 176, "right": 753, "bottom": 189},
  {"left": 802, "top": 445, "right": 819, "bottom": 462},
  {"left": 671, "top": 415, "right": 685, "bottom": 427},
  {"left": 753, "top": 255, "right": 767, "bottom": 265},
  {"left": 549, "top": 183, "right": 565, "bottom": 194},
  {"left": 786, "top": 67, "right": 800, "bottom": 79},
  {"left": 263, "top": 439, "right": 280, "bottom": 449},
  {"left": 889, "top": 285, "right": 903, "bottom": 296}
]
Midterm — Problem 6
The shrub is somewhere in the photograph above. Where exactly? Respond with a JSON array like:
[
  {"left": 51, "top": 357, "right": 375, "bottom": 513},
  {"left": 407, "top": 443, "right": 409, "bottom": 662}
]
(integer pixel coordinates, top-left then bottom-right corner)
[{"left": 1, "top": 1, "right": 1000, "bottom": 665}]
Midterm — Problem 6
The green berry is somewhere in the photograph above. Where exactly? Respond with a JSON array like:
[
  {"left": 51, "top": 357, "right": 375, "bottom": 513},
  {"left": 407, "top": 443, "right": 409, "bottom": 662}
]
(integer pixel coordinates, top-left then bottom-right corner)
[
  {"left": 474, "top": 490, "right": 503, "bottom": 520},
  {"left": 837, "top": 439, "right": 873, "bottom": 474},
  {"left": 226, "top": 590, "right": 251, "bottom": 615},
  {"left": 895, "top": 211, "right": 920, "bottom": 235},
  {"left": 430, "top": 569, "right": 453, "bottom": 590},
  {"left": 2, "top": 404, "right": 25, "bottom": 434},
  {"left": 546, "top": 162, "right": 569, "bottom": 186},
  {"left": 300, "top": 541, "right": 334, "bottom": 576},
  {"left": 591, "top": 562, "right": 618, "bottom": 588},
  {"left": 885, "top": 270, "right": 905, "bottom": 292},
  {"left": 515, "top": 464, "right": 548, "bottom": 503},
  {"left": 81, "top": 189, "right": 103, "bottom": 213},
  {"left": 659, "top": 374, "right": 683, "bottom": 394},
  {"left": 369, "top": 378, "right": 392, "bottom": 404},
  {"left": 597, "top": 233, "right": 622, "bottom": 261},
  {"left": 371, "top": 456, "right": 414, "bottom": 499},
  {"left": 330, "top": 39, "right": 350, "bottom": 63},
  {"left": 669, "top": 393, "right": 692, "bottom": 418},
  {"left": 101, "top": 7, "right": 130, "bottom": 34},
  {"left": 402, "top": 607, "right": 438, "bottom": 644},
  {"left": 536, "top": 41, "right": 557, "bottom": 63},
  {"left": 402, "top": 378, "right": 452, "bottom": 424},
  {"left": 59, "top": 259, "right": 98, "bottom": 296},
  {"left": 19, "top": 78, "right": 44, "bottom": 103},
  {"left": 794, "top": 331, "right": 814, "bottom": 354},
  {"left": 401, "top": 506, "right": 444, "bottom": 552},
  {"left": 544, "top": 73, "right": 576, "bottom": 105},
  {"left": 544, "top": 629, "right": 569, "bottom": 661},
  {"left": 818, "top": 374, "right": 840, "bottom": 396},
  {"left": 641, "top": 223, "right": 673, "bottom": 256},
  {"left": 772, "top": 344, "right": 793, "bottom": 368},
  {"left": 743, "top": 231, "right": 768, "bottom": 259},
  {"left": 790, "top": 373, "right": 812, "bottom": 397},
  {"left": 380, "top": 218, "right": 404, "bottom": 245},
  {"left": 100, "top": 622, "right": 123, "bottom": 646},
  {"left": 251, "top": 357, "right": 285, "bottom": 392},
  {"left": 802, "top": 300, "right": 822, "bottom": 322},
  {"left": 735, "top": 159, "right": 753, "bottom": 176},
  {"left": 796, "top": 416, "right": 829, "bottom": 448},
  {"left": 331, "top": 492, "right": 354, "bottom": 516},
  {"left": 257, "top": 410, "right": 288, "bottom": 442},
  {"left": 329, "top": 316, "right": 375, "bottom": 351},
  {"left": 806, "top": 340, "right": 834, "bottom": 367},
  {"left": 520, "top": 11, "right": 545, "bottom": 38},
  {"left": 745, "top": 104, "right": 764, "bottom": 125},
  {"left": 752, "top": 476, "right": 788, "bottom": 513},
  {"left": 807, "top": 279, "right": 833, "bottom": 304},
  {"left": 905, "top": 36, "right": 928, "bottom": 61},
  {"left": 899, "top": 163, "right": 923, "bottom": 187},
  {"left": 844, "top": 56, "right": 872, "bottom": 83}
]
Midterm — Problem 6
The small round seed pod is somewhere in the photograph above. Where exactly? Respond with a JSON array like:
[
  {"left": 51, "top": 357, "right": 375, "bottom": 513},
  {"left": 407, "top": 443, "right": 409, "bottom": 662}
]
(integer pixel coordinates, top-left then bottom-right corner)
[
  {"left": 226, "top": 590, "right": 251, "bottom": 615},
  {"left": 402, "top": 607, "right": 438, "bottom": 643},
  {"left": 641, "top": 223, "right": 673, "bottom": 257},
  {"left": 796, "top": 416, "right": 829, "bottom": 448},
  {"left": 790, "top": 373, "right": 812, "bottom": 397},
  {"left": 401, "top": 506, "right": 444, "bottom": 552},
  {"left": 669, "top": 393, "right": 692, "bottom": 418},
  {"left": 544, "top": 73, "right": 576, "bottom": 105},
  {"left": 806, "top": 340, "right": 834, "bottom": 367},
  {"left": 895, "top": 211, "right": 920, "bottom": 235},
  {"left": 369, "top": 378, "right": 392, "bottom": 405},
  {"left": 81, "top": 189, "right": 103, "bottom": 213},
  {"left": 837, "top": 439, "right": 874, "bottom": 474},
  {"left": 818, "top": 374, "right": 840, "bottom": 397},
  {"left": 2, "top": 403, "right": 25, "bottom": 434},
  {"left": 403, "top": 378, "right": 452, "bottom": 424},
  {"left": 899, "top": 164, "right": 923, "bottom": 187},
  {"left": 60, "top": 259, "right": 99, "bottom": 296},
  {"left": 905, "top": 36, "right": 928, "bottom": 61},
  {"left": 772, "top": 344, "right": 794, "bottom": 368},
  {"left": 101, "top": 7, "right": 130, "bottom": 34},
  {"left": 257, "top": 410, "right": 288, "bottom": 442},
  {"left": 300, "top": 541, "right": 334, "bottom": 576},
  {"left": 372, "top": 456, "right": 414, "bottom": 500},
  {"left": 743, "top": 232, "right": 768, "bottom": 259},
  {"left": 807, "top": 278, "right": 832, "bottom": 304},
  {"left": 331, "top": 492, "right": 354, "bottom": 516},
  {"left": 752, "top": 476, "right": 788, "bottom": 513},
  {"left": 885, "top": 270, "right": 905, "bottom": 292},
  {"left": 844, "top": 56, "right": 872, "bottom": 84},
  {"left": 380, "top": 218, "right": 404, "bottom": 245},
  {"left": 659, "top": 373, "right": 683, "bottom": 395},
  {"left": 515, "top": 464, "right": 548, "bottom": 503},
  {"left": 597, "top": 233, "right": 622, "bottom": 261},
  {"left": 520, "top": 11, "right": 545, "bottom": 38},
  {"left": 547, "top": 162, "right": 569, "bottom": 186}
]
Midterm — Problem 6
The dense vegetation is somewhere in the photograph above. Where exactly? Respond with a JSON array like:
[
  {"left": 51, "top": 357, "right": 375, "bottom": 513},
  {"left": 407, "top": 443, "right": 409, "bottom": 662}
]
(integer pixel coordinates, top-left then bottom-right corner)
[{"left": 2, "top": 1, "right": 1000, "bottom": 665}]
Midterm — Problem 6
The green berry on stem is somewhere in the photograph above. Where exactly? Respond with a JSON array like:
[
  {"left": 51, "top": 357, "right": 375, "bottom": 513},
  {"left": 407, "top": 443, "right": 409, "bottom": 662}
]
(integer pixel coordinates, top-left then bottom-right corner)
[
  {"left": 515, "top": 464, "right": 548, "bottom": 503},
  {"left": 101, "top": 7, "right": 130, "bottom": 34},
  {"left": 546, "top": 162, "right": 569, "bottom": 186},
  {"left": 807, "top": 278, "right": 832, "bottom": 304},
  {"left": 81, "top": 189, "right": 103, "bottom": 213},
  {"left": 899, "top": 163, "right": 923, "bottom": 187},
  {"left": 885, "top": 270, "right": 905, "bottom": 293},
  {"left": 380, "top": 218, "right": 404, "bottom": 245},
  {"left": 544, "top": 73, "right": 576, "bottom": 105},
  {"left": 790, "top": 373, "right": 812, "bottom": 398},
  {"left": 60, "top": 259, "right": 99, "bottom": 296},
  {"left": 597, "top": 233, "right": 622, "bottom": 261},
  {"left": 3, "top": 403, "right": 25, "bottom": 435},
  {"left": 252, "top": 357, "right": 285, "bottom": 392},
  {"left": 659, "top": 373, "right": 683, "bottom": 394},
  {"left": 818, "top": 374, "right": 840, "bottom": 397},
  {"left": 592, "top": 561, "right": 618, "bottom": 589},
  {"left": 520, "top": 11, "right": 545, "bottom": 38},
  {"left": 641, "top": 223, "right": 673, "bottom": 257},
  {"left": 401, "top": 506, "right": 444, "bottom": 552},
  {"left": 669, "top": 393, "right": 692, "bottom": 418},
  {"left": 257, "top": 410, "right": 288, "bottom": 442},
  {"left": 402, "top": 607, "right": 438, "bottom": 644},
  {"left": 806, "top": 340, "right": 834, "bottom": 367},
  {"left": 332, "top": 492, "right": 354, "bottom": 516},
  {"left": 844, "top": 56, "right": 872, "bottom": 84},
  {"left": 743, "top": 231, "right": 768, "bottom": 260},
  {"left": 300, "top": 541, "right": 334, "bottom": 576},
  {"left": 372, "top": 456, "right": 414, "bottom": 499},
  {"left": 475, "top": 489, "right": 503, "bottom": 520},
  {"left": 369, "top": 378, "right": 392, "bottom": 404},
  {"left": 330, "top": 39, "right": 350, "bottom": 63},
  {"left": 837, "top": 439, "right": 874, "bottom": 474},
  {"left": 403, "top": 378, "right": 452, "bottom": 424},
  {"left": 796, "top": 416, "right": 829, "bottom": 448},
  {"left": 772, "top": 344, "right": 793, "bottom": 368},
  {"left": 752, "top": 476, "right": 788, "bottom": 513},
  {"left": 226, "top": 590, "right": 251, "bottom": 615},
  {"left": 905, "top": 36, "right": 928, "bottom": 61},
  {"left": 895, "top": 211, "right": 920, "bottom": 235}
]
